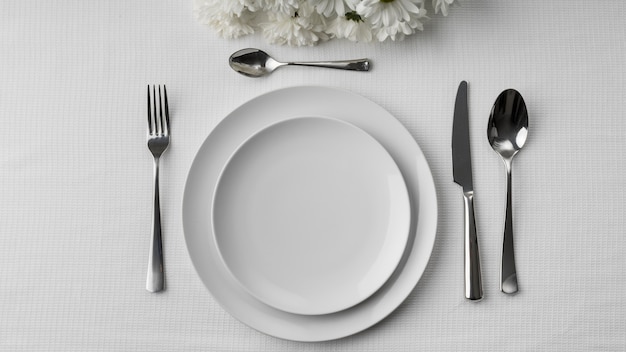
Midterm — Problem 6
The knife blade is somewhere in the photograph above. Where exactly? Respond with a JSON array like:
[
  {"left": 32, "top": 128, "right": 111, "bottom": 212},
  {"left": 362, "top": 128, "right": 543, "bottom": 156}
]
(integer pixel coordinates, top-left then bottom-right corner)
[{"left": 452, "top": 81, "right": 483, "bottom": 301}]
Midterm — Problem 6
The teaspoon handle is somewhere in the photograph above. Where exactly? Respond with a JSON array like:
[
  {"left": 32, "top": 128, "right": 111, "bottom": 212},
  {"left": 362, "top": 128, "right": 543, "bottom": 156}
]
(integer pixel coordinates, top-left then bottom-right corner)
[
  {"left": 501, "top": 164, "right": 519, "bottom": 294},
  {"left": 463, "top": 191, "right": 483, "bottom": 300},
  {"left": 287, "top": 59, "right": 370, "bottom": 71}
]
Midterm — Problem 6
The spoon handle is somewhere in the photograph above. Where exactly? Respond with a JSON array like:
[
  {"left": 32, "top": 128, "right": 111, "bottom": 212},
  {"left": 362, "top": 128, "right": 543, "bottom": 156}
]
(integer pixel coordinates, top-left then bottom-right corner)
[
  {"left": 501, "top": 164, "right": 519, "bottom": 294},
  {"left": 287, "top": 59, "right": 370, "bottom": 71},
  {"left": 463, "top": 191, "right": 483, "bottom": 300}
]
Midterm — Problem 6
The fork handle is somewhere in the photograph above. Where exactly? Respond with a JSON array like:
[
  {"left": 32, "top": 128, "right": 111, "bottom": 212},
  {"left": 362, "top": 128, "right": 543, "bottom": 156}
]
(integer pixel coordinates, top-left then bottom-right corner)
[{"left": 147, "top": 157, "right": 164, "bottom": 292}]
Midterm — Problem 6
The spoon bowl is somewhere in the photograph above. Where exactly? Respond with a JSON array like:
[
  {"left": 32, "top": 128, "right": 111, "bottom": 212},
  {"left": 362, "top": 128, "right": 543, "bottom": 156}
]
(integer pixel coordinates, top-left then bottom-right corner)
[
  {"left": 487, "top": 89, "right": 528, "bottom": 294},
  {"left": 229, "top": 48, "right": 370, "bottom": 78},
  {"left": 229, "top": 48, "right": 283, "bottom": 78},
  {"left": 488, "top": 90, "right": 529, "bottom": 160}
]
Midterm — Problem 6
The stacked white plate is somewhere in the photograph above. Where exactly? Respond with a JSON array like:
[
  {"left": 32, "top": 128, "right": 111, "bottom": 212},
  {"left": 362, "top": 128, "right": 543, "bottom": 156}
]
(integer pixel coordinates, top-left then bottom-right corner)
[{"left": 183, "top": 86, "right": 437, "bottom": 342}]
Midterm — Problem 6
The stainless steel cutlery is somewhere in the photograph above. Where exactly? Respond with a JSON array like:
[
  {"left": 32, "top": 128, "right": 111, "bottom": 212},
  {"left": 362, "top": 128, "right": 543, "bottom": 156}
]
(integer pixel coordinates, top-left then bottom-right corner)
[
  {"left": 488, "top": 89, "right": 528, "bottom": 294},
  {"left": 146, "top": 85, "right": 170, "bottom": 293},
  {"left": 453, "top": 82, "right": 528, "bottom": 297},
  {"left": 452, "top": 81, "right": 483, "bottom": 301},
  {"left": 229, "top": 48, "right": 370, "bottom": 77}
]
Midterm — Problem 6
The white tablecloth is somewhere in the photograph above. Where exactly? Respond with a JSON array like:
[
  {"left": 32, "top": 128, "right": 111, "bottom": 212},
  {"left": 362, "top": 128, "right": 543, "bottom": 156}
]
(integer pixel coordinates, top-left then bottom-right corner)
[{"left": 1, "top": 1, "right": 625, "bottom": 351}]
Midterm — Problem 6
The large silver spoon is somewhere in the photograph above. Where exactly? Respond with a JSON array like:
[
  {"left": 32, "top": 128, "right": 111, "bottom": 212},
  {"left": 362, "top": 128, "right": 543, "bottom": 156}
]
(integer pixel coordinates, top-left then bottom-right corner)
[
  {"left": 487, "top": 89, "right": 528, "bottom": 294},
  {"left": 229, "top": 48, "right": 370, "bottom": 77}
]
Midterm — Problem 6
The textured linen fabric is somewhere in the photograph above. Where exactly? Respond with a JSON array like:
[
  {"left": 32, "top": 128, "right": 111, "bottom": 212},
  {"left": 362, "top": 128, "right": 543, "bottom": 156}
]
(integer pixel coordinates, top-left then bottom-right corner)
[{"left": 1, "top": 1, "right": 625, "bottom": 351}]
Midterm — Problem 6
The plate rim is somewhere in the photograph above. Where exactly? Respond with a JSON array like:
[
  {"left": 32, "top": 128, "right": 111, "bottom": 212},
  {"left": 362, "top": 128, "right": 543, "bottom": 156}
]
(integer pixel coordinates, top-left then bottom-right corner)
[
  {"left": 210, "top": 115, "right": 412, "bottom": 316},
  {"left": 183, "top": 85, "right": 438, "bottom": 342}
]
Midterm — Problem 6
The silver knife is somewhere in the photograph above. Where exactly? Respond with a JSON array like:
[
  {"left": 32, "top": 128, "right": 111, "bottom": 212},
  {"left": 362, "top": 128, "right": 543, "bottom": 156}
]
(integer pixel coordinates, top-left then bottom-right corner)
[{"left": 452, "top": 81, "right": 483, "bottom": 301}]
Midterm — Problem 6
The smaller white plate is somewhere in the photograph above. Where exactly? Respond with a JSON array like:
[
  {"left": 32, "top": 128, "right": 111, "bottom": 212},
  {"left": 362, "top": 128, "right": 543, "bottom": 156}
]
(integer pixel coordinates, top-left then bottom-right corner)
[{"left": 212, "top": 116, "right": 411, "bottom": 316}]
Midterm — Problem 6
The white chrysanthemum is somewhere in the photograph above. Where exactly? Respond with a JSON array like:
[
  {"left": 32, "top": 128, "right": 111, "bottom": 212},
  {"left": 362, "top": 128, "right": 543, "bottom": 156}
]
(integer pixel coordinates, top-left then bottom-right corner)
[
  {"left": 357, "top": 0, "right": 424, "bottom": 28},
  {"left": 194, "top": 0, "right": 450, "bottom": 45},
  {"left": 432, "top": 0, "right": 454, "bottom": 16},
  {"left": 308, "top": 0, "right": 345, "bottom": 17},
  {"left": 195, "top": 0, "right": 256, "bottom": 39},
  {"left": 260, "top": 3, "right": 329, "bottom": 46},
  {"left": 262, "top": 0, "right": 301, "bottom": 15},
  {"left": 374, "top": 19, "right": 409, "bottom": 41},
  {"left": 373, "top": 5, "right": 426, "bottom": 41},
  {"left": 327, "top": 11, "right": 373, "bottom": 42}
]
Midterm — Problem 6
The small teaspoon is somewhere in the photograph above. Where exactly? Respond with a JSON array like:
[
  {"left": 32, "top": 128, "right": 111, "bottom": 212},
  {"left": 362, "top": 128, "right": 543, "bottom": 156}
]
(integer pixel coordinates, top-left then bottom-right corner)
[
  {"left": 487, "top": 89, "right": 529, "bottom": 294},
  {"left": 229, "top": 48, "right": 370, "bottom": 78}
]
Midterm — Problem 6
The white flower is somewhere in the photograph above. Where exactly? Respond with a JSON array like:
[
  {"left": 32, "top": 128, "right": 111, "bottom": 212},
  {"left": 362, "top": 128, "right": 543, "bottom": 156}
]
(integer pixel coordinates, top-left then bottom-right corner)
[
  {"left": 379, "top": 5, "right": 426, "bottom": 40},
  {"left": 357, "top": 0, "right": 424, "bottom": 28},
  {"left": 433, "top": 0, "right": 454, "bottom": 16},
  {"left": 327, "top": 10, "right": 373, "bottom": 42},
  {"left": 260, "top": 3, "right": 329, "bottom": 46},
  {"left": 195, "top": 0, "right": 256, "bottom": 39},
  {"left": 308, "top": 0, "right": 345, "bottom": 17},
  {"left": 374, "top": 16, "right": 421, "bottom": 41},
  {"left": 262, "top": 0, "right": 301, "bottom": 15},
  {"left": 194, "top": 0, "right": 451, "bottom": 45},
  {"left": 242, "top": 0, "right": 265, "bottom": 12},
  {"left": 432, "top": 0, "right": 454, "bottom": 16}
]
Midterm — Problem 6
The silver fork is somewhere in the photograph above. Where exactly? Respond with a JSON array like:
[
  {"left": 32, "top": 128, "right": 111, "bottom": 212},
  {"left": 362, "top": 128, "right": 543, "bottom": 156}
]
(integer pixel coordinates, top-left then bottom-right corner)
[{"left": 146, "top": 85, "right": 170, "bottom": 293}]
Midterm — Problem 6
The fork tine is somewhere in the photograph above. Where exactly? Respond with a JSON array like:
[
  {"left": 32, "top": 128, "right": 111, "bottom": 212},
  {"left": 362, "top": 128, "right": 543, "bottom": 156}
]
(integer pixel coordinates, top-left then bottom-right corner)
[
  {"left": 158, "top": 86, "right": 164, "bottom": 136},
  {"left": 147, "top": 85, "right": 154, "bottom": 135},
  {"left": 153, "top": 85, "right": 161, "bottom": 135},
  {"left": 162, "top": 85, "right": 170, "bottom": 136}
]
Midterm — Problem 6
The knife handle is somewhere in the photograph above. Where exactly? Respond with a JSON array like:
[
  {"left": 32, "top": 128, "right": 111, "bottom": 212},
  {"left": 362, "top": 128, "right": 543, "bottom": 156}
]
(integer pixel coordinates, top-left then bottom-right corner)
[{"left": 463, "top": 191, "right": 483, "bottom": 300}]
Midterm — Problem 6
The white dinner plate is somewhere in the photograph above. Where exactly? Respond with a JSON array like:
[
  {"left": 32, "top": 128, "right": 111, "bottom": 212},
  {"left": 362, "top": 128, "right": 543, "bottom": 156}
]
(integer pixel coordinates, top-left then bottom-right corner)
[
  {"left": 212, "top": 116, "right": 411, "bottom": 315},
  {"left": 183, "top": 86, "right": 438, "bottom": 342}
]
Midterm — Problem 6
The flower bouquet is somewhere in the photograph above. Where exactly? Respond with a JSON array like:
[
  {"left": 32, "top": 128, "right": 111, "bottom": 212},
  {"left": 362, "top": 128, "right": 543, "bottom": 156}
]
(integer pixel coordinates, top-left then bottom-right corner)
[{"left": 195, "top": 0, "right": 456, "bottom": 46}]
